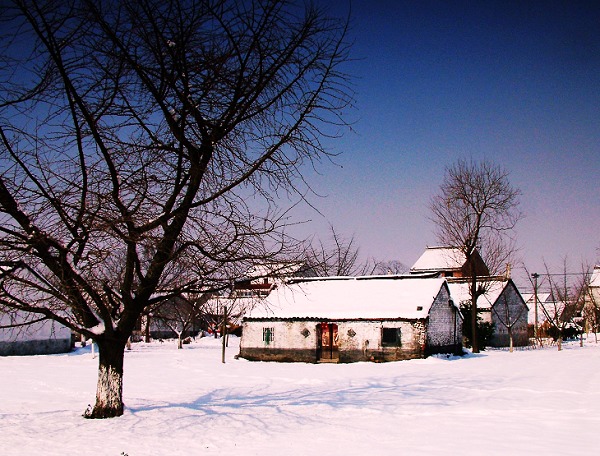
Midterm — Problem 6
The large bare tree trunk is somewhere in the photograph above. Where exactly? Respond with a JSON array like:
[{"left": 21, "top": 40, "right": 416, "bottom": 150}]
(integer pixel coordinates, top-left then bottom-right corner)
[
  {"left": 0, "top": 0, "right": 353, "bottom": 419},
  {"left": 88, "top": 339, "right": 126, "bottom": 418}
]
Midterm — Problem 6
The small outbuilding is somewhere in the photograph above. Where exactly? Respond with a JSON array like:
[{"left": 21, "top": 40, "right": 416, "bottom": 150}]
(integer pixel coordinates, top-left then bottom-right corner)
[
  {"left": 238, "top": 276, "right": 463, "bottom": 363},
  {"left": 447, "top": 279, "right": 529, "bottom": 348}
]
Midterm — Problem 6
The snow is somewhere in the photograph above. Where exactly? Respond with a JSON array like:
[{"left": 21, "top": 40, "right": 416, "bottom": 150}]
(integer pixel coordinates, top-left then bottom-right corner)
[
  {"left": 1, "top": 336, "right": 599, "bottom": 455},
  {"left": 446, "top": 280, "right": 506, "bottom": 309},
  {"left": 410, "top": 246, "right": 464, "bottom": 272},
  {"left": 88, "top": 322, "right": 106, "bottom": 336},
  {"left": 522, "top": 292, "right": 553, "bottom": 324},
  {"left": 246, "top": 276, "right": 449, "bottom": 320},
  {"left": 590, "top": 266, "right": 600, "bottom": 288}
]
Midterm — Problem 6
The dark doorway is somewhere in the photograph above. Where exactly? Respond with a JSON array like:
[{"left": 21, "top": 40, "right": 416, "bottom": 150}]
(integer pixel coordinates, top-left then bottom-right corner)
[{"left": 318, "top": 322, "right": 339, "bottom": 362}]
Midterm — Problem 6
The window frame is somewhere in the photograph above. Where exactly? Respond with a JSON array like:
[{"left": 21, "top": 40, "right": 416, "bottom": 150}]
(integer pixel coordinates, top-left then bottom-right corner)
[
  {"left": 381, "top": 327, "right": 401, "bottom": 347},
  {"left": 262, "top": 327, "right": 275, "bottom": 344}
]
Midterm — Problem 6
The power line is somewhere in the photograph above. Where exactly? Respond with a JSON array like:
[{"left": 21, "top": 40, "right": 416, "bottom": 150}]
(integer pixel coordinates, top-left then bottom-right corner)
[{"left": 531, "top": 272, "right": 588, "bottom": 277}]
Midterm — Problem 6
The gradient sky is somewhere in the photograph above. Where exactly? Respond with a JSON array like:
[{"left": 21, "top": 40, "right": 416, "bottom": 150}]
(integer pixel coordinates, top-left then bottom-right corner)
[{"left": 290, "top": 0, "right": 600, "bottom": 288}]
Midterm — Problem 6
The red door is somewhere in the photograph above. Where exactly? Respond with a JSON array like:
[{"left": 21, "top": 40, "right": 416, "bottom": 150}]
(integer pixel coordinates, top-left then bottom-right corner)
[{"left": 318, "top": 323, "right": 339, "bottom": 361}]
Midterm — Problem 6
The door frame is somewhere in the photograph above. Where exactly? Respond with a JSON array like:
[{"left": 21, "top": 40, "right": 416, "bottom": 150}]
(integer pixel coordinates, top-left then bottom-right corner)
[{"left": 317, "top": 322, "right": 339, "bottom": 362}]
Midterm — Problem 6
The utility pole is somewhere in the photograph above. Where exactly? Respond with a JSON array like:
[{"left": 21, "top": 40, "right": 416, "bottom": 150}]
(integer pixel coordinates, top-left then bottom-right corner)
[
  {"left": 532, "top": 273, "right": 539, "bottom": 344},
  {"left": 221, "top": 305, "right": 228, "bottom": 364}
]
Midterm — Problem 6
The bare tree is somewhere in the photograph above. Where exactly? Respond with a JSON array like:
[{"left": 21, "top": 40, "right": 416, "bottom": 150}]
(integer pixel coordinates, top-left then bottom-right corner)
[
  {"left": 539, "top": 260, "right": 584, "bottom": 351},
  {"left": 430, "top": 159, "right": 522, "bottom": 353},
  {"left": 491, "top": 286, "right": 527, "bottom": 352},
  {"left": 371, "top": 259, "right": 408, "bottom": 276},
  {"left": 151, "top": 293, "right": 210, "bottom": 348},
  {"left": 304, "top": 226, "right": 408, "bottom": 277},
  {"left": 304, "top": 227, "right": 375, "bottom": 276},
  {"left": 0, "top": 0, "right": 352, "bottom": 418}
]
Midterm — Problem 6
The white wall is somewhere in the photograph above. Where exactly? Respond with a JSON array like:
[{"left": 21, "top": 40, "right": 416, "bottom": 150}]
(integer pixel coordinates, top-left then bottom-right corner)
[{"left": 0, "top": 312, "right": 71, "bottom": 355}]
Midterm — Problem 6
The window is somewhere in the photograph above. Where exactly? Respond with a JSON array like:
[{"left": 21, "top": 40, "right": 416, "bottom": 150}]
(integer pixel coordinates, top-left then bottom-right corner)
[
  {"left": 262, "top": 327, "right": 275, "bottom": 345},
  {"left": 381, "top": 327, "right": 401, "bottom": 347}
]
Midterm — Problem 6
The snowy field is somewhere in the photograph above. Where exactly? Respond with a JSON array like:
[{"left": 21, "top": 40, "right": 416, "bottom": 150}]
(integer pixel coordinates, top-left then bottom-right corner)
[{"left": 1, "top": 336, "right": 599, "bottom": 456}]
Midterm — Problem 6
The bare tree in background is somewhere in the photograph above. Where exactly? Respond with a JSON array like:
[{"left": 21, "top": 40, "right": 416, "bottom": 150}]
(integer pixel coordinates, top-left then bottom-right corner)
[
  {"left": 151, "top": 293, "right": 211, "bottom": 348},
  {"left": 491, "top": 289, "right": 527, "bottom": 352},
  {"left": 0, "top": 0, "right": 352, "bottom": 418},
  {"left": 430, "top": 159, "right": 522, "bottom": 353},
  {"left": 304, "top": 227, "right": 375, "bottom": 276},
  {"left": 371, "top": 259, "right": 408, "bottom": 275},
  {"left": 540, "top": 260, "right": 584, "bottom": 351},
  {"left": 304, "top": 227, "right": 408, "bottom": 276}
]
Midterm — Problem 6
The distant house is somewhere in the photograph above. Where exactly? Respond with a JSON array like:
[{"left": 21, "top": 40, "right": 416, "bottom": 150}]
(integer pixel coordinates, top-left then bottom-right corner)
[
  {"left": 447, "top": 279, "right": 529, "bottom": 347},
  {"left": 238, "top": 276, "right": 463, "bottom": 363},
  {"left": 590, "top": 266, "right": 600, "bottom": 290},
  {"left": 0, "top": 313, "right": 72, "bottom": 356},
  {"left": 521, "top": 292, "right": 553, "bottom": 325},
  {"left": 583, "top": 266, "right": 600, "bottom": 333},
  {"left": 232, "top": 262, "right": 316, "bottom": 298},
  {"left": 410, "top": 246, "right": 489, "bottom": 278}
]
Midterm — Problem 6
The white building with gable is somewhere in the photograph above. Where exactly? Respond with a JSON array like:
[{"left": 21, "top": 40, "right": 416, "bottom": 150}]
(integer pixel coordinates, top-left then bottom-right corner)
[
  {"left": 238, "top": 275, "right": 463, "bottom": 363},
  {"left": 447, "top": 279, "right": 529, "bottom": 347}
]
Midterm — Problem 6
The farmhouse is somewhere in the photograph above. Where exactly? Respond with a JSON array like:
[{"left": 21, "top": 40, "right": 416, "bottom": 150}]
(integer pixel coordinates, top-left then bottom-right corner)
[
  {"left": 238, "top": 275, "right": 462, "bottom": 363},
  {"left": 447, "top": 278, "right": 529, "bottom": 347}
]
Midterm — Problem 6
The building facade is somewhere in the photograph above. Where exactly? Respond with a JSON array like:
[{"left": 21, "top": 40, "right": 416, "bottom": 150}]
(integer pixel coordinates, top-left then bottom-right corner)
[{"left": 239, "top": 276, "right": 463, "bottom": 363}]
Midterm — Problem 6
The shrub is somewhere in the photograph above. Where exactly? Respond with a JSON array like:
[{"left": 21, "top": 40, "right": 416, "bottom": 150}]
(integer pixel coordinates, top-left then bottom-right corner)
[{"left": 461, "top": 303, "right": 495, "bottom": 350}]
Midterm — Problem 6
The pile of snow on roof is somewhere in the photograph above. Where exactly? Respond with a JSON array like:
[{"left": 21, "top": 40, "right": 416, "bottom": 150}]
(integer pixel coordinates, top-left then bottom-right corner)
[{"left": 245, "top": 276, "right": 451, "bottom": 320}]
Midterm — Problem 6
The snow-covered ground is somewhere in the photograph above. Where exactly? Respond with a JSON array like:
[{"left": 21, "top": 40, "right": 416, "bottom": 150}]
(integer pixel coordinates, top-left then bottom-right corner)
[{"left": 1, "top": 336, "right": 599, "bottom": 455}]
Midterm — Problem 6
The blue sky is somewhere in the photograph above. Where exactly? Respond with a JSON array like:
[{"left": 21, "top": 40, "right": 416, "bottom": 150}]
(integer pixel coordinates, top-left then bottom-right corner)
[{"left": 292, "top": 0, "right": 600, "bottom": 286}]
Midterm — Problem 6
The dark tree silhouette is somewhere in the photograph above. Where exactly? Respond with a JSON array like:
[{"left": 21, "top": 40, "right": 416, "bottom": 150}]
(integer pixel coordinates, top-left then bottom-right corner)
[{"left": 0, "top": 0, "right": 352, "bottom": 418}]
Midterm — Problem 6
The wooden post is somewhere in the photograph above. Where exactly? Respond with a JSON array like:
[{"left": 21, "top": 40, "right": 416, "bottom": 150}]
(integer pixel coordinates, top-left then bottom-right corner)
[{"left": 221, "top": 305, "right": 227, "bottom": 364}]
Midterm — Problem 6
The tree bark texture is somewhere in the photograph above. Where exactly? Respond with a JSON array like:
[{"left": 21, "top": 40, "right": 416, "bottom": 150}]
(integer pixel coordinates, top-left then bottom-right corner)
[{"left": 88, "top": 340, "right": 125, "bottom": 418}]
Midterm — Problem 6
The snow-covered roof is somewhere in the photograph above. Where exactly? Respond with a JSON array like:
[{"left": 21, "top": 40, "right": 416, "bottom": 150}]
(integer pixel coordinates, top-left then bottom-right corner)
[
  {"left": 590, "top": 266, "right": 600, "bottom": 288},
  {"left": 244, "top": 276, "right": 450, "bottom": 320},
  {"left": 446, "top": 280, "right": 508, "bottom": 310},
  {"left": 242, "top": 262, "right": 310, "bottom": 280},
  {"left": 521, "top": 292, "right": 552, "bottom": 304},
  {"left": 410, "top": 247, "right": 465, "bottom": 273}
]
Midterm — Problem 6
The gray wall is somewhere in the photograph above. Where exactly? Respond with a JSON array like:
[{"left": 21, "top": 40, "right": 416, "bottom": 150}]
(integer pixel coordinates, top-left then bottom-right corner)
[{"left": 489, "top": 283, "right": 529, "bottom": 347}]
